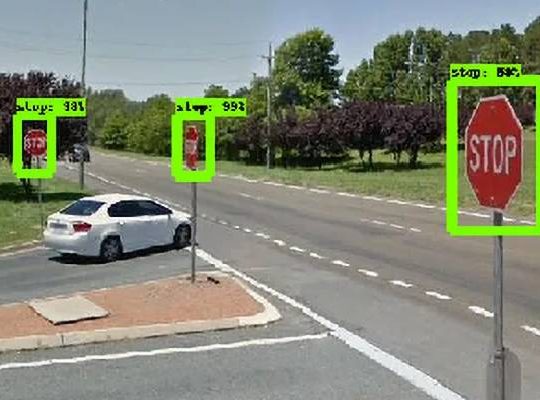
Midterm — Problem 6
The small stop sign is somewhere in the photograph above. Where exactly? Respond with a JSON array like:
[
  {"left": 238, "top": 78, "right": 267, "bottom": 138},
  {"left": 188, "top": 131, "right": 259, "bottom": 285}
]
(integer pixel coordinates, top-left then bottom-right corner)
[
  {"left": 465, "top": 95, "right": 523, "bottom": 210},
  {"left": 185, "top": 125, "right": 199, "bottom": 170},
  {"left": 24, "top": 129, "right": 47, "bottom": 157}
]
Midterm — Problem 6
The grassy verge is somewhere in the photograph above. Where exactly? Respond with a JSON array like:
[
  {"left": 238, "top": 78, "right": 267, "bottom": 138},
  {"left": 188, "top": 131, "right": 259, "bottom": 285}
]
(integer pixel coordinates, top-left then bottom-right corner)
[
  {"left": 92, "top": 128, "right": 536, "bottom": 218},
  {"left": 0, "top": 159, "right": 91, "bottom": 248}
]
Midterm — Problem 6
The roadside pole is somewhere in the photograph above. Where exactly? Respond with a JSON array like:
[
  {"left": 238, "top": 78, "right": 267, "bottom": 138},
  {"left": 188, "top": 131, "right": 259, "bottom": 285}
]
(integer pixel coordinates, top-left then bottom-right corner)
[
  {"left": 492, "top": 211, "right": 504, "bottom": 400},
  {"left": 79, "top": 0, "right": 88, "bottom": 190},
  {"left": 191, "top": 181, "right": 197, "bottom": 283},
  {"left": 37, "top": 156, "right": 44, "bottom": 238}
]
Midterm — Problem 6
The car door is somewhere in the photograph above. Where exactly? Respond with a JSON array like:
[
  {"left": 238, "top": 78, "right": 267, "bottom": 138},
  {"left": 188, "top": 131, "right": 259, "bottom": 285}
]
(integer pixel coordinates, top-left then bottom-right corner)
[
  {"left": 107, "top": 201, "right": 148, "bottom": 251},
  {"left": 137, "top": 200, "right": 174, "bottom": 246}
]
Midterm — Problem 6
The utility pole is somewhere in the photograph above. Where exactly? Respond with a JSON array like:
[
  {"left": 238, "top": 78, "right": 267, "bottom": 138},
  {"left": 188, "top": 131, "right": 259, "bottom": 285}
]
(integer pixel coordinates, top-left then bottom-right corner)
[
  {"left": 79, "top": 0, "right": 88, "bottom": 190},
  {"left": 261, "top": 42, "right": 274, "bottom": 169}
]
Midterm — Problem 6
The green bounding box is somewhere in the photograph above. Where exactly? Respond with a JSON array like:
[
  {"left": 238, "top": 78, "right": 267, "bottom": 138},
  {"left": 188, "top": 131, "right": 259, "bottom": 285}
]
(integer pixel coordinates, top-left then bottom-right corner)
[
  {"left": 171, "top": 97, "right": 247, "bottom": 183},
  {"left": 12, "top": 97, "right": 87, "bottom": 179},
  {"left": 446, "top": 68, "right": 540, "bottom": 237}
]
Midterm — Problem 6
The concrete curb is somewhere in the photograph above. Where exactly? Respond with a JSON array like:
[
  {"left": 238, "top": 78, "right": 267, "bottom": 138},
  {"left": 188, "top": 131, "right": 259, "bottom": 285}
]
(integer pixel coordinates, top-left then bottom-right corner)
[{"left": 0, "top": 274, "right": 281, "bottom": 353}]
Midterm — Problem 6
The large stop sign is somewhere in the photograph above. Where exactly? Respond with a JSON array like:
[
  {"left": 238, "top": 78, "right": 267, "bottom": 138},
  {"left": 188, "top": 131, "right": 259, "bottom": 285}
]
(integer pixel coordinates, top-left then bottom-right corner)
[{"left": 465, "top": 95, "right": 523, "bottom": 210}]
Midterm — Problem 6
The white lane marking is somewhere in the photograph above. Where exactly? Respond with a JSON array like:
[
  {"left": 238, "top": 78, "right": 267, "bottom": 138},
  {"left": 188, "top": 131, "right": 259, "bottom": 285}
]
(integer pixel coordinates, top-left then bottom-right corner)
[
  {"left": 309, "top": 188, "right": 330, "bottom": 194},
  {"left": 502, "top": 216, "right": 516, "bottom": 223},
  {"left": 414, "top": 203, "right": 436, "bottom": 209},
  {"left": 309, "top": 252, "right": 326, "bottom": 259},
  {"left": 243, "top": 228, "right": 252, "bottom": 233},
  {"left": 263, "top": 181, "right": 285, "bottom": 187},
  {"left": 255, "top": 232, "right": 271, "bottom": 239},
  {"left": 218, "top": 220, "right": 229, "bottom": 226},
  {"left": 390, "top": 224, "right": 405, "bottom": 230},
  {"left": 337, "top": 192, "right": 358, "bottom": 198},
  {"left": 520, "top": 220, "right": 535, "bottom": 225},
  {"left": 290, "top": 246, "right": 306, "bottom": 253},
  {"left": 390, "top": 280, "right": 414, "bottom": 288},
  {"left": 273, "top": 240, "right": 286, "bottom": 247},
  {"left": 233, "top": 225, "right": 241, "bottom": 230},
  {"left": 197, "top": 249, "right": 466, "bottom": 400},
  {"left": 286, "top": 185, "right": 304, "bottom": 190},
  {"left": 239, "top": 192, "right": 263, "bottom": 201},
  {"left": 0, "top": 246, "right": 45, "bottom": 258},
  {"left": 387, "top": 199, "right": 410, "bottom": 205},
  {"left": 357, "top": 268, "right": 379, "bottom": 278},
  {"left": 0, "top": 333, "right": 329, "bottom": 371},
  {"left": 331, "top": 260, "right": 350, "bottom": 267},
  {"left": 468, "top": 306, "right": 494, "bottom": 318},
  {"left": 372, "top": 220, "right": 387, "bottom": 226},
  {"left": 409, "top": 228, "right": 422, "bottom": 233},
  {"left": 425, "top": 291, "right": 451, "bottom": 301},
  {"left": 362, "top": 195, "right": 383, "bottom": 201},
  {"left": 522, "top": 325, "right": 540, "bottom": 337}
]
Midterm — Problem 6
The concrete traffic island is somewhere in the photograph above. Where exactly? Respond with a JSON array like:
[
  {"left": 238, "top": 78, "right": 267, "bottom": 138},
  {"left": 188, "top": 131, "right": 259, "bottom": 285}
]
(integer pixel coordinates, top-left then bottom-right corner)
[{"left": 0, "top": 272, "right": 280, "bottom": 353}]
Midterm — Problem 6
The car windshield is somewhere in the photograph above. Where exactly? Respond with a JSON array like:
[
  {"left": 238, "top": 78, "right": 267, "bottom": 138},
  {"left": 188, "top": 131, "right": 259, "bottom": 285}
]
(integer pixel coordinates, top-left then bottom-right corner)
[{"left": 60, "top": 200, "right": 104, "bottom": 216}]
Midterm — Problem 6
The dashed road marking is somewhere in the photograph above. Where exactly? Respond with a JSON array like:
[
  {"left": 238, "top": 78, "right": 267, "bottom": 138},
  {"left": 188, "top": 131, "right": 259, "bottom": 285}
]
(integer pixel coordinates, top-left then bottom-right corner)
[
  {"left": 425, "top": 291, "right": 451, "bottom": 301},
  {"left": 357, "top": 268, "right": 379, "bottom": 277},
  {"left": 387, "top": 199, "right": 410, "bottom": 205},
  {"left": 331, "top": 260, "right": 350, "bottom": 267},
  {"left": 468, "top": 306, "right": 494, "bottom": 318},
  {"left": 372, "top": 220, "right": 387, "bottom": 226},
  {"left": 390, "top": 280, "right": 414, "bottom": 288},
  {"left": 243, "top": 228, "right": 252, "bottom": 233},
  {"left": 263, "top": 181, "right": 285, "bottom": 187},
  {"left": 362, "top": 195, "right": 382, "bottom": 201},
  {"left": 290, "top": 246, "right": 306, "bottom": 253},
  {"left": 286, "top": 185, "right": 304, "bottom": 190},
  {"left": 409, "top": 228, "right": 422, "bottom": 233},
  {"left": 414, "top": 203, "right": 436, "bottom": 209},
  {"left": 337, "top": 192, "right": 358, "bottom": 198},
  {"left": 390, "top": 224, "right": 404, "bottom": 230},
  {"left": 218, "top": 220, "right": 229, "bottom": 226},
  {"left": 309, "top": 252, "right": 326, "bottom": 259},
  {"left": 273, "top": 240, "right": 286, "bottom": 247},
  {"left": 255, "top": 232, "right": 271, "bottom": 239},
  {"left": 522, "top": 325, "right": 540, "bottom": 337}
]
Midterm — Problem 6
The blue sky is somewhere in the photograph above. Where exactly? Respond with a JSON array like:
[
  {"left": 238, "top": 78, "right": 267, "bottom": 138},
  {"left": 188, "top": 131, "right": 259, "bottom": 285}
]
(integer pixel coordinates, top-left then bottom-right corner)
[{"left": 1, "top": 0, "right": 538, "bottom": 100}]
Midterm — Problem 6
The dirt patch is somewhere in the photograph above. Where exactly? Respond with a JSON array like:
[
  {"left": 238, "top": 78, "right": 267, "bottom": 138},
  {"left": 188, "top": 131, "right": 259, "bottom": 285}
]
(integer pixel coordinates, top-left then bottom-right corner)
[{"left": 0, "top": 275, "right": 263, "bottom": 339}]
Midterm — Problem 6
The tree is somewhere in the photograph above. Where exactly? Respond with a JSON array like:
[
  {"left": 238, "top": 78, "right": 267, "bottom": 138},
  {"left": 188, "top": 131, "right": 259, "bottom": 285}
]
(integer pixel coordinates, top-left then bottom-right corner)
[
  {"left": 87, "top": 89, "right": 133, "bottom": 145},
  {"left": 204, "top": 84, "right": 229, "bottom": 98},
  {"left": 100, "top": 111, "right": 128, "bottom": 150},
  {"left": 523, "top": 16, "right": 540, "bottom": 74},
  {"left": 273, "top": 28, "right": 342, "bottom": 108}
]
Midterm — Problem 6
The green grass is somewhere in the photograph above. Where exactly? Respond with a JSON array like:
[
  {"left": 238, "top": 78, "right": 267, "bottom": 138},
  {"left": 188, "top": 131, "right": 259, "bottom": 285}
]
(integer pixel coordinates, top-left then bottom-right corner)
[
  {"left": 0, "top": 159, "right": 91, "bottom": 248},
  {"left": 92, "top": 128, "right": 536, "bottom": 218}
]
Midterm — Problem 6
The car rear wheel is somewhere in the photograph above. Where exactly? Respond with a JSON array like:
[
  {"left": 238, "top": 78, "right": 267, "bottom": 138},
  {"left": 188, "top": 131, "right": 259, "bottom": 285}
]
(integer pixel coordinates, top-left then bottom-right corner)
[
  {"left": 173, "top": 224, "right": 191, "bottom": 249},
  {"left": 100, "top": 237, "right": 123, "bottom": 262}
]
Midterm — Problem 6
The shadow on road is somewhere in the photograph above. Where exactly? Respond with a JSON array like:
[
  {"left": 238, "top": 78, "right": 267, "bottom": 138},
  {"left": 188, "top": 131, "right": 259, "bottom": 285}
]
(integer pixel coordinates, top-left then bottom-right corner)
[
  {"left": 0, "top": 182, "right": 82, "bottom": 203},
  {"left": 49, "top": 244, "right": 187, "bottom": 266}
]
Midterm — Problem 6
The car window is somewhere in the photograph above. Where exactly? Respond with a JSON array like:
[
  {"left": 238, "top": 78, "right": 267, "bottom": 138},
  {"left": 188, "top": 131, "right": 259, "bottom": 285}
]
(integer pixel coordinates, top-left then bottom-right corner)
[
  {"left": 107, "top": 201, "right": 143, "bottom": 217},
  {"left": 137, "top": 200, "right": 172, "bottom": 216},
  {"left": 60, "top": 200, "right": 104, "bottom": 216}
]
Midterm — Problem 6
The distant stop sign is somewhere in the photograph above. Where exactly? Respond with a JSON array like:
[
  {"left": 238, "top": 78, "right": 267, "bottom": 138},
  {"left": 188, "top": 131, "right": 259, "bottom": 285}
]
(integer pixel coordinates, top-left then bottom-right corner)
[
  {"left": 185, "top": 125, "right": 199, "bottom": 170},
  {"left": 465, "top": 95, "right": 523, "bottom": 210},
  {"left": 24, "top": 129, "right": 47, "bottom": 157}
]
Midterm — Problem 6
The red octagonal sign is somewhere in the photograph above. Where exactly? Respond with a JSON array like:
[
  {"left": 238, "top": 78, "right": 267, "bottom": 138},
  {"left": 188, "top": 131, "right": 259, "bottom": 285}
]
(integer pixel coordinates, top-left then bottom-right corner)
[{"left": 465, "top": 95, "right": 523, "bottom": 211}]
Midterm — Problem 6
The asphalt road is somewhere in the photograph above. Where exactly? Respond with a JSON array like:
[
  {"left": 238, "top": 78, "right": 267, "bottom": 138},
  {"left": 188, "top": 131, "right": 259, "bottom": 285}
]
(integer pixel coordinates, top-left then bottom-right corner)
[{"left": 1, "top": 151, "right": 539, "bottom": 400}]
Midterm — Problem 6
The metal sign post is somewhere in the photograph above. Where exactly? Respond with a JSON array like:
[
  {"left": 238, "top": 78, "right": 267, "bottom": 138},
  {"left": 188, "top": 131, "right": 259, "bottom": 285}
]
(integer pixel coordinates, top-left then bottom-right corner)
[
  {"left": 185, "top": 125, "right": 199, "bottom": 284},
  {"left": 37, "top": 156, "right": 44, "bottom": 236},
  {"left": 492, "top": 211, "right": 504, "bottom": 400},
  {"left": 191, "top": 182, "right": 197, "bottom": 284}
]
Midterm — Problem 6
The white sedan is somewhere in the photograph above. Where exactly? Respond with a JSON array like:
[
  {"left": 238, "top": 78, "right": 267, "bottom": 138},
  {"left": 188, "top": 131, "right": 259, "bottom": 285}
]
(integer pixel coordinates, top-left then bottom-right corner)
[{"left": 44, "top": 194, "right": 192, "bottom": 262}]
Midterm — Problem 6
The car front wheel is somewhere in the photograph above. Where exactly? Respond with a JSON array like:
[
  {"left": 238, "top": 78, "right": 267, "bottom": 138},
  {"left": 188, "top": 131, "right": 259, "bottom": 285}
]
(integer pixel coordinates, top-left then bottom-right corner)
[
  {"left": 173, "top": 225, "right": 191, "bottom": 249},
  {"left": 100, "top": 237, "right": 123, "bottom": 262}
]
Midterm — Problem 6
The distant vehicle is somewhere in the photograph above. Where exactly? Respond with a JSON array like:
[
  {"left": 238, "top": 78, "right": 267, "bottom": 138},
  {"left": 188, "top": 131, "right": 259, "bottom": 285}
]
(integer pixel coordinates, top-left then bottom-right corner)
[
  {"left": 68, "top": 143, "right": 91, "bottom": 162},
  {"left": 43, "top": 194, "right": 192, "bottom": 262}
]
